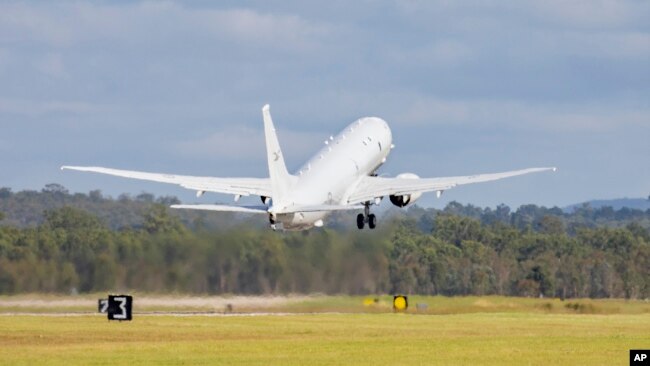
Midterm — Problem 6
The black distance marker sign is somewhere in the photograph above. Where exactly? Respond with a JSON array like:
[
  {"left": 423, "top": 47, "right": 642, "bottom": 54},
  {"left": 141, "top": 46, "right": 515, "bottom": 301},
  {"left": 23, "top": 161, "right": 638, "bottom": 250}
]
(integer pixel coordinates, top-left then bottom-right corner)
[
  {"left": 107, "top": 295, "right": 133, "bottom": 321},
  {"left": 98, "top": 298, "right": 108, "bottom": 313}
]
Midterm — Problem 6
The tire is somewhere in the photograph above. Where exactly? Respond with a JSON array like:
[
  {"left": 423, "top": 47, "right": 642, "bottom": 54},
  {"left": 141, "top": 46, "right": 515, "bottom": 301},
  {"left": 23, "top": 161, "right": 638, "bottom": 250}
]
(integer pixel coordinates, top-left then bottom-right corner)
[
  {"left": 368, "top": 214, "right": 377, "bottom": 229},
  {"left": 356, "top": 213, "right": 365, "bottom": 229}
]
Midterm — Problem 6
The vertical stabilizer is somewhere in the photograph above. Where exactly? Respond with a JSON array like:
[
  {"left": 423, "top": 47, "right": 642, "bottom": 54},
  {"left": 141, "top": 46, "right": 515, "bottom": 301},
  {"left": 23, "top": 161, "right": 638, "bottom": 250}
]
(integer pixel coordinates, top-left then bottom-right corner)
[{"left": 262, "top": 104, "right": 292, "bottom": 207}]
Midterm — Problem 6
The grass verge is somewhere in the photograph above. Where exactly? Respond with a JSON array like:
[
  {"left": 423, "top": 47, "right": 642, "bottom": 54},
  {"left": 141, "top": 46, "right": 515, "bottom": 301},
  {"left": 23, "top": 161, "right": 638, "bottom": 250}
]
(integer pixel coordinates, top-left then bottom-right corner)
[{"left": 1, "top": 312, "right": 648, "bottom": 365}]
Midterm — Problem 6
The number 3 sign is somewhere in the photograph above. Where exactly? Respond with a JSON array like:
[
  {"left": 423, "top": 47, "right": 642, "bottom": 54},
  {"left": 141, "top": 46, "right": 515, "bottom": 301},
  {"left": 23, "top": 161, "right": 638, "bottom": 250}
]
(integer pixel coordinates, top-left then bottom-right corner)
[{"left": 108, "top": 295, "right": 133, "bottom": 321}]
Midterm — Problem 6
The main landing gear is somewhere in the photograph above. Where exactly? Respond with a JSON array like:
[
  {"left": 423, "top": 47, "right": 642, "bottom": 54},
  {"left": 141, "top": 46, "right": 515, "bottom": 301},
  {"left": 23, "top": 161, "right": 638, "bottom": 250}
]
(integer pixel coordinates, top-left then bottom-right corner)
[
  {"left": 356, "top": 202, "right": 376, "bottom": 230},
  {"left": 269, "top": 214, "right": 277, "bottom": 231}
]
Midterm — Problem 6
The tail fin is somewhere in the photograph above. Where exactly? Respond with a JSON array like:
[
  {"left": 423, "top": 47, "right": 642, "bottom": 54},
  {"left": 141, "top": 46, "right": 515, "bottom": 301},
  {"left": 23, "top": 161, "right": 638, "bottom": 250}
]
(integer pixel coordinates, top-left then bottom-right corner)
[{"left": 262, "top": 104, "right": 292, "bottom": 206}]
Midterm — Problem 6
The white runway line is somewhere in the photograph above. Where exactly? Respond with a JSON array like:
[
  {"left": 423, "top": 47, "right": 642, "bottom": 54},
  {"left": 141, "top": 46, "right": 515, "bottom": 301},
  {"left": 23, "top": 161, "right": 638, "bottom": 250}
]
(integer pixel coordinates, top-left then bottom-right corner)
[
  {"left": 140, "top": 312, "right": 348, "bottom": 317},
  {"left": 0, "top": 312, "right": 349, "bottom": 317},
  {"left": 0, "top": 312, "right": 99, "bottom": 317}
]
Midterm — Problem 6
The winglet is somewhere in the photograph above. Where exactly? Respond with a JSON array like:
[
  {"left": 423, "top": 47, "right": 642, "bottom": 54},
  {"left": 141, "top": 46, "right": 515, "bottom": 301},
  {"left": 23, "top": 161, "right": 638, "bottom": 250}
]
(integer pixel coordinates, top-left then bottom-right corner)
[{"left": 262, "top": 104, "right": 292, "bottom": 207}]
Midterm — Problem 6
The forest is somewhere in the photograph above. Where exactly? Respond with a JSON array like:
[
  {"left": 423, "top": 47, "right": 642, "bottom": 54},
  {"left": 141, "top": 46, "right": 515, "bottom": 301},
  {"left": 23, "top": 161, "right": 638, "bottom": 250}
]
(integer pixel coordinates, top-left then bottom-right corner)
[{"left": 0, "top": 185, "right": 648, "bottom": 298}]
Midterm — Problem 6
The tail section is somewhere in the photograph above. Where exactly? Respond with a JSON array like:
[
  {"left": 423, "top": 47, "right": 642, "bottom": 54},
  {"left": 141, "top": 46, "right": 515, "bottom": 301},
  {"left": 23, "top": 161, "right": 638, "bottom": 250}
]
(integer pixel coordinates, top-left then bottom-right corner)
[{"left": 262, "top": 104, "right": 293, "bottom": 207}]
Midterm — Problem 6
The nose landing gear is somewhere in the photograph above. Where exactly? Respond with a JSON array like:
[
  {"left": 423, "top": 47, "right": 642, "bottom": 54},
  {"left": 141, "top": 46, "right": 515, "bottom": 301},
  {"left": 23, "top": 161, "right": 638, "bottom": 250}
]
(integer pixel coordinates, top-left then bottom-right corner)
[{"left": 356, "top": 202, "right": 377, "bottom": 230}]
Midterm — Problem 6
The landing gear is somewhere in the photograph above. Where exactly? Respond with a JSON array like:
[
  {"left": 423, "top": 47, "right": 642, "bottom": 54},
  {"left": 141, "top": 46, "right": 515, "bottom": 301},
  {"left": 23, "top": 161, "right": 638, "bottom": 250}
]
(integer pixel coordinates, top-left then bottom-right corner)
[
  {"left": 356, "top": 202, "right": 377, "bottom": 230},
  {"left": 269, "top": 214, "right": 277, "bottom": 231}
]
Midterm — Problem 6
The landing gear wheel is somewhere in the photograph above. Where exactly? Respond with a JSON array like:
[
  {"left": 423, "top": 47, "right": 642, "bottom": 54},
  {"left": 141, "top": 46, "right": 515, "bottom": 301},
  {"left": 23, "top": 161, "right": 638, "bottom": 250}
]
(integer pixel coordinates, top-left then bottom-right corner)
[
  {"left": 368, "top": 214, "right": 377, "bottom": 229},
  {"left": 356, "top": 213, "right": 365, "bottom": 230},
  {"left": 269, "top": 214, "right": 277, "bottom": 230}
]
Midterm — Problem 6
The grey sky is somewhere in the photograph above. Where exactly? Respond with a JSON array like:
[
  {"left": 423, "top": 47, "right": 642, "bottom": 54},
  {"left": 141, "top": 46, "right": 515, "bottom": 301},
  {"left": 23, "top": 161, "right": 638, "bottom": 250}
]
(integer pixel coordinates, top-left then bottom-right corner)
[{"left": 1, "top": 1, "right": 648, "bottom": 208}]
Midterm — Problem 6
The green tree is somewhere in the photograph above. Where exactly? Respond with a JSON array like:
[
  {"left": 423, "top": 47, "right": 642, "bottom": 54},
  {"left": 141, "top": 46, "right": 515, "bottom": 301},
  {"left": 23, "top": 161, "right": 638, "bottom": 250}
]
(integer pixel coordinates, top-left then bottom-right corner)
[
  {"left": 537, "top": 215, "right": 565, "bottom": 235},
  {"left": 143, "top": 205, "right": 185, "bottom": 234}
]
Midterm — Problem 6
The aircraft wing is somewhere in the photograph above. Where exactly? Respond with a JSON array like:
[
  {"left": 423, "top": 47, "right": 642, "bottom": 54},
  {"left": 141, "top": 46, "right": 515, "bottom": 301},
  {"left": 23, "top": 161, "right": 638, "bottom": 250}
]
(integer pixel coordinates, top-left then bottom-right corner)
[
  {"left": 61, "top": 166, "right": 273, "bottom": 197},
  {"left": 347, "top": 167, "right": 556, "bottom": 204}
]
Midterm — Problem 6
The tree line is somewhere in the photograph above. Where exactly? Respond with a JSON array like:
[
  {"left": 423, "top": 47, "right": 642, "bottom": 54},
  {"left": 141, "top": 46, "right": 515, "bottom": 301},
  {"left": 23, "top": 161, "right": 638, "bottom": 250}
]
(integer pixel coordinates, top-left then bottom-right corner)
[{"left": 0, "top": 186, "right": 648, "bottom": 298}]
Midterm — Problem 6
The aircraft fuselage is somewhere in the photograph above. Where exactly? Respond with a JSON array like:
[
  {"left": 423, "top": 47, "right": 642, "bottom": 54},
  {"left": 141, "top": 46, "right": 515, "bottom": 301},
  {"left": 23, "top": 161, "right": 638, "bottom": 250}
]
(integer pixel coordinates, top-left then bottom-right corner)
[{"left": 275, "top": 117, "right": 392, "bottom": 230}]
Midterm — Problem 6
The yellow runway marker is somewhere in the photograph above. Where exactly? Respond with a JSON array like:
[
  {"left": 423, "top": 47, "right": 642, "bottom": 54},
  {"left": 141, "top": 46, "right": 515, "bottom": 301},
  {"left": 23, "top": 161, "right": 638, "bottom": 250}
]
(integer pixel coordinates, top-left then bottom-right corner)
[{"left": 393, "top": 295, "right": 408, "bottom": 311}]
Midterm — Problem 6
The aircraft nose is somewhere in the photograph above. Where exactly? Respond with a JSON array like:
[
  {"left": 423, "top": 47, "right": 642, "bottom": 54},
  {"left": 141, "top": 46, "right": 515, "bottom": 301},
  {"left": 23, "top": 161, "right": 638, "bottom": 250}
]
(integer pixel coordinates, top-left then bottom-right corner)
[
  {"left": 358, "top": 116, "right": 392, "bottom": 147},
  {"left": 362, "top": 116, "right": 388, "bottom": 129},
  {"left": 374, "top": 117, "right": 392, "bottom": 144}
]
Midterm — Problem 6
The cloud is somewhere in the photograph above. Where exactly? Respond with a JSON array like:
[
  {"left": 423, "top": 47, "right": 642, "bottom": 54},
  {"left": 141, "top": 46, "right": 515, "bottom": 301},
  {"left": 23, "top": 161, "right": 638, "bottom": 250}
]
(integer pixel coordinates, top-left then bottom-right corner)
[
  {"left": 302, "top": 91, "right": 650, "bottom": 133},
  {"left": 175, "top": 127, "right": 265, "bottom": 161},
  {"left": 0, "top": 98, "right": 107, "bottom": 119},
  {"left": 529, "top": 0, "right": 648, "bottom": 30},
  {"left": 194, "top": 8, "right": 332, "bottom": 50},
  {"left": 0, "top": 48, "right": 10, "bottom": 74},
  {"left": 0, "top": 2, "right": 332, "bottom": 51},
  {"left": 174, "top": 126, "right": 326, "bottom": 166},
  {"left": 395, "top": 0, "right": 648, "bottom": 31},
  {"left": 568, "top": 31, "right": 650, "bottom": 59},
  {"left": 34, "top": 53, "right": 66, "bottom": 78}
]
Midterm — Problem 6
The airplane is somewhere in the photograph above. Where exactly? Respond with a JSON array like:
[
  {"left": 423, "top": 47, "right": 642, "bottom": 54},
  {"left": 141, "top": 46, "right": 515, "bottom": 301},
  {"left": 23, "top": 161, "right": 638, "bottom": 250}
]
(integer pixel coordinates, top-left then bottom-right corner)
[{"left": 62, "top": 105, "right": 556, "bottom": 231}]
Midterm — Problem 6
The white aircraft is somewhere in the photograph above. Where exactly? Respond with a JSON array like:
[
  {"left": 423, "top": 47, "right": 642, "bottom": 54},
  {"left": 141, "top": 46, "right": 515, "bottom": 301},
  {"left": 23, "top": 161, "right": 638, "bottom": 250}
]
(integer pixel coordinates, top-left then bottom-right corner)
[{"left": 62, "top": 105, "right": 555, "bottom": 231}]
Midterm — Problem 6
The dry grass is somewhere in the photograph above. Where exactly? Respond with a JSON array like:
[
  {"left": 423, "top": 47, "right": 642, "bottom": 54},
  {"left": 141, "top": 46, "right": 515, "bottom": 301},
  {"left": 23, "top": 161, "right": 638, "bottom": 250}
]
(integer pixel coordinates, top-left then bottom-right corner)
[
  {"left": 0, "top": 295, "right": 648, "bottom": 365},
  {"left": 0, "top": 312, "right": 648, "bottom": 365}
]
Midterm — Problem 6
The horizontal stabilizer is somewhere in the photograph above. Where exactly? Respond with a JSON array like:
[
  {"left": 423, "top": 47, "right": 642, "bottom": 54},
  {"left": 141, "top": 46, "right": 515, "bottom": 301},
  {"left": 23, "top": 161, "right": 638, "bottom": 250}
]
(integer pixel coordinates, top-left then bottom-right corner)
[
  {"left": 172, "top": 203, "right": 364, "bottom": 214},
  {"left": 170, "top": 204, "right": 269, "bottom": 214},
  {"left": 275, "top": 204, "right": 365, "bottom": 214}
]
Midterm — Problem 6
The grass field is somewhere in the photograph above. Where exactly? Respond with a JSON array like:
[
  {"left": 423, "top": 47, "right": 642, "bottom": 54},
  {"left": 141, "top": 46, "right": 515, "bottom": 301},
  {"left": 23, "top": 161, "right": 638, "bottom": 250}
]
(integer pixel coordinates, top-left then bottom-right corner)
[{"left": 0, "top": 296, "right": 648, "bottom": 365}]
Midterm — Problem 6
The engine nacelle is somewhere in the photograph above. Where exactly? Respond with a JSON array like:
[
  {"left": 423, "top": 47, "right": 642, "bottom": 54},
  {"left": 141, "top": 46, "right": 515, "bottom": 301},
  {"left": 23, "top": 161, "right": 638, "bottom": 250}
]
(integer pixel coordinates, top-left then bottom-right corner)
[{"left": 389, "top": 173, "right": 422, "bottom": 207}]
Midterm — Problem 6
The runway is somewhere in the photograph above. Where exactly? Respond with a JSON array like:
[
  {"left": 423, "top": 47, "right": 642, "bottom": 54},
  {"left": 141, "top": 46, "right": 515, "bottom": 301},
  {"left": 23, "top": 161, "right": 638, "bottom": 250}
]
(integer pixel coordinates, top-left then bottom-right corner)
[{"left": 0, "top": 311, "right": 349, "bottom": 317}]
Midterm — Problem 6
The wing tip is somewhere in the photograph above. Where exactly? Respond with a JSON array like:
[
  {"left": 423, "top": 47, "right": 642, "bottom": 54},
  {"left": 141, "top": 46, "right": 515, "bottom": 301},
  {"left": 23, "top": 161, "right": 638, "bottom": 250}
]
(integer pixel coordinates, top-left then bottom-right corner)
[{"left": 262, "top": 104, "right": 270, "bottom": 112}]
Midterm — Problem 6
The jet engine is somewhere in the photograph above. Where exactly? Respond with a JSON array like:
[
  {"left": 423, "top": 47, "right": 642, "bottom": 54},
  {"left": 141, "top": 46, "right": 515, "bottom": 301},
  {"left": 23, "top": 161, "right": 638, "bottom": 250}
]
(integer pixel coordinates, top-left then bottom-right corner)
[{"left": 389, "top": 173, "right": 422, "bottom": 207}]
